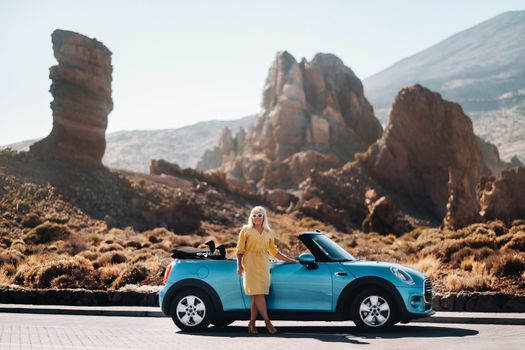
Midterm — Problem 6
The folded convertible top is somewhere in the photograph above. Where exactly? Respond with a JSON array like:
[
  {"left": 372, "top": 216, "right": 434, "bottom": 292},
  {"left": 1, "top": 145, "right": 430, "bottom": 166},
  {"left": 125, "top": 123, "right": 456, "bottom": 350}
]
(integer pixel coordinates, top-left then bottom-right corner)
[{"left": 171, "top": 239, "right": 226, "bottom": 260}]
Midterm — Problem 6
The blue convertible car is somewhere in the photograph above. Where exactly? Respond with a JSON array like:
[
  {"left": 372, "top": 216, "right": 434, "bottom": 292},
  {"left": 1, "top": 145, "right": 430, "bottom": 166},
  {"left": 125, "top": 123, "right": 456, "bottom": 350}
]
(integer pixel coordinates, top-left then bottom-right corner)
[{"left": 159, "top": 231, "right": 434, "bottom": 332}]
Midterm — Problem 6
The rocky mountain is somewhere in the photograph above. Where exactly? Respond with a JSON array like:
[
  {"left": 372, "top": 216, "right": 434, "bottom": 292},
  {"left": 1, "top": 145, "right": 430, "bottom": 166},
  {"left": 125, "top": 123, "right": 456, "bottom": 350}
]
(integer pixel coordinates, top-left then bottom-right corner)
[
  {"left": 2, "top": 115, "right": 256, "bottom": 173},
  {"left": 363, "top": 10, "right": 525, "bottom": 161},
  {"left": 198, "top": 51, "right": 383, "bottom": 190}
]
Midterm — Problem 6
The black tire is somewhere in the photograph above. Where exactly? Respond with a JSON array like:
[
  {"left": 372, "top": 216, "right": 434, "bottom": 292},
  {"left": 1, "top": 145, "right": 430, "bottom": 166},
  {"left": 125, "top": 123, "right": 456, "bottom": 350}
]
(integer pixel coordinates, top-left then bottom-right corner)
[
  {"left": 211, "top": 318, "right": 235, "bottom": 328},
  {"left": 170, "top": 288, "right": 214, "bottom": 332},
  {"left": 351, "top": 288, "right": 397, "bottom": 332}
]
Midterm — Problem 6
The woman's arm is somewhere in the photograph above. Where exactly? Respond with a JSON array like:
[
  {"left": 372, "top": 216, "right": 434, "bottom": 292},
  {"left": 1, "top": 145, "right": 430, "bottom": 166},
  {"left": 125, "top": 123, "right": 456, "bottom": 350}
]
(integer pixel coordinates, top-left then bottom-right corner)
[
  {"left": 274, "top": 250, "right": 296, "bottom": 263},
  {"left": 237, "top": 254, "right": 244, "bottom": 276}
]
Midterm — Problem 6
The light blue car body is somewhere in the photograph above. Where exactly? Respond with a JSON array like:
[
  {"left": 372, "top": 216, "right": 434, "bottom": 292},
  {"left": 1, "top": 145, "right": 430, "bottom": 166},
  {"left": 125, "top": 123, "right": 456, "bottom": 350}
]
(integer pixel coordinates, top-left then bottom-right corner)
[{"left": 160, "top": 232, "right": 434, "bottom": 326}]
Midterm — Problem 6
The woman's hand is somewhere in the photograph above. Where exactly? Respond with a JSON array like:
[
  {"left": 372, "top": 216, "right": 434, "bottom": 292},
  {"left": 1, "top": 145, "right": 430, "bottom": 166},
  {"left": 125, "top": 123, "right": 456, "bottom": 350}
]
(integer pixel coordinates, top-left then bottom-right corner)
[
  {"left": 276, "top": 251, "right": 297, "bottom": 263},
  {"left": 237, "top": 265, "right": 244, "bottom": 276}
]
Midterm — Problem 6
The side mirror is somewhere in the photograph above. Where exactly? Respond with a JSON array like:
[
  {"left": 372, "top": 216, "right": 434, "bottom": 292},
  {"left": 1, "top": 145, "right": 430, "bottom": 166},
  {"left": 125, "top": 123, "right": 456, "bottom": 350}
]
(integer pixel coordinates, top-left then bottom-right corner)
[{"left": 298, "top": 253, "right": 318, "bottom": 270}]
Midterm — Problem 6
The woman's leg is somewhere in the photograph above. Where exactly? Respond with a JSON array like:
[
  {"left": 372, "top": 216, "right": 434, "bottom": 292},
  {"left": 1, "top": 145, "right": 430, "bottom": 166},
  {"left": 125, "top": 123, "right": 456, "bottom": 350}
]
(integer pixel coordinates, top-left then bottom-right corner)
[
  {"left": 250, "top": 297, "right": 258, "bottom": 323},
  {"left": 253, "top": 295, "right": 269, "bottom": 321},
  {"left": 248, "top": 296, "right": 258, "bottom": 333},
  {"left": 253, "top": 295, "right": 277, "bottom": 333}
]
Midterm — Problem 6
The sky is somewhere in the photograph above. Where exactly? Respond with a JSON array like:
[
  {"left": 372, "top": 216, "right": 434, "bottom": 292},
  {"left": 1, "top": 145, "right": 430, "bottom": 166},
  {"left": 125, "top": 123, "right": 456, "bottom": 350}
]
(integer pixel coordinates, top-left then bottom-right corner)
[{"left": 0, "top": 0, "right": 523, "bottom": 145}]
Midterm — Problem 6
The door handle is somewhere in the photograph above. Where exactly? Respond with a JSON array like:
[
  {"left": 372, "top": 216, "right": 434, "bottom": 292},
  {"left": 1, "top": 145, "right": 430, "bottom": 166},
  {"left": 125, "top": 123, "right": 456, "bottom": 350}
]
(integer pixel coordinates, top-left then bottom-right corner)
[{"left": 335, "top": 272, "right": 348, "bottom": 276}]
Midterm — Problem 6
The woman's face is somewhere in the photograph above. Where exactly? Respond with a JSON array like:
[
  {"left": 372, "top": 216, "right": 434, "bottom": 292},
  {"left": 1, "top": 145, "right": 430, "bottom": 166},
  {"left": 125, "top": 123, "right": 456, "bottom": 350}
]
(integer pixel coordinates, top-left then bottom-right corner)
[{"left": 251, "top": 210, "right": 264, "bottom": 226}]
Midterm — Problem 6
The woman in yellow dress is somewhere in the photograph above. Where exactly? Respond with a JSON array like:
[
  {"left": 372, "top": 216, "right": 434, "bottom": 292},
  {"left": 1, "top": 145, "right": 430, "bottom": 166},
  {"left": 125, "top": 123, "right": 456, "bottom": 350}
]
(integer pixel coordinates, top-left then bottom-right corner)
[{"left": 235, "top": 205, "right": 296, "bottom": 334}]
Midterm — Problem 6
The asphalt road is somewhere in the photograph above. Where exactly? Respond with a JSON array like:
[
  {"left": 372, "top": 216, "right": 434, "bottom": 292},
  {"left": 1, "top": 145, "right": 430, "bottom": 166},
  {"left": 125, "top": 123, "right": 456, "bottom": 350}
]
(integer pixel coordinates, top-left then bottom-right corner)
[{"left": 0, "top": 312, "right": 523, "bottom": 350}]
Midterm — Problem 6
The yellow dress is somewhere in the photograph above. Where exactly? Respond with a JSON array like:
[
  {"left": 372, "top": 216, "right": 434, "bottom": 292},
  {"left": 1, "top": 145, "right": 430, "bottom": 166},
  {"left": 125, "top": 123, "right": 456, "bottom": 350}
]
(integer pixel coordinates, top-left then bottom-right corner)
[{"left": 235, "top": 225, "right": 278, "bottom": 295}]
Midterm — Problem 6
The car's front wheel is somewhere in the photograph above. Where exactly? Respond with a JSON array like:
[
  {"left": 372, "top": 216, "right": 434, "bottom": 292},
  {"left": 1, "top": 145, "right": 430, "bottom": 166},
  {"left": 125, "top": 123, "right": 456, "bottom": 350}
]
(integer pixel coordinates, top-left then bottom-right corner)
[
  {"left": 170, "top": 288, "right": 214, "bottom": 332},
  {"left": 351, "top": 288, "right": 397, "bottom": 331}
]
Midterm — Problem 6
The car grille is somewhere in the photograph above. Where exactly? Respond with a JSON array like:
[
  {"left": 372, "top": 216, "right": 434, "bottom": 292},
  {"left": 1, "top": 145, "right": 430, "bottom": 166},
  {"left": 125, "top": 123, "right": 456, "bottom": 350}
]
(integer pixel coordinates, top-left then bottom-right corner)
[{"left": 424, "top": 279, "right": 433, "bottom": 303}]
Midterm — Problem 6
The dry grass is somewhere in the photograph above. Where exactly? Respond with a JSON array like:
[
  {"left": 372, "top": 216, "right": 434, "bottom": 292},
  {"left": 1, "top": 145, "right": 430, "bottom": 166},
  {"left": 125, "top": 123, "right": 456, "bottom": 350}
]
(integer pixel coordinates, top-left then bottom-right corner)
[
  {"left": 403, "top": 255, "right": 441, "bottom": 279},
  {"left": 444, "top": 270, "right": 493, "bottom": 292}
]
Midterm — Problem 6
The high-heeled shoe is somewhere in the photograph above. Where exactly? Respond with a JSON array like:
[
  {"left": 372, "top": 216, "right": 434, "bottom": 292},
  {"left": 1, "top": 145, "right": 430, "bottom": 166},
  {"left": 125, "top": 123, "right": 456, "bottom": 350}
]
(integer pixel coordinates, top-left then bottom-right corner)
[
  {"left": 264, "top": 320, "right": 277, "bottom": 334},
  {"left": 247, "top": 321, "right": 258, "bottom": 334}
]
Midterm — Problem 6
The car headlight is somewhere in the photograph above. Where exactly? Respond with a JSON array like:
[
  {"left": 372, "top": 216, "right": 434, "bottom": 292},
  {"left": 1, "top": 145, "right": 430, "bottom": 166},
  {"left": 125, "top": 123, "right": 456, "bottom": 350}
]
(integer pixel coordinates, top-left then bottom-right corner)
[{"left": 390, "top": 267, "right": 415, "bottom": 285}]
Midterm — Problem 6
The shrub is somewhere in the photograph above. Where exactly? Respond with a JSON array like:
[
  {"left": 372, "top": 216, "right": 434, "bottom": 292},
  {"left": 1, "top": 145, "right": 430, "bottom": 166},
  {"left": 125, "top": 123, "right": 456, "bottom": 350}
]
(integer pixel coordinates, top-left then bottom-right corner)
[
  {"left": 485, "top": 252, "right": 525, "bottom": 276},
  {"left": 98, "top": 264, "right": 125, "bottom": 286},
  {"left": 14, "top": 256, "right": 99, "bottom": 289},
  {"left": 487, "top": 220, "right": 507, "bottom": 236},
  {"left": 97, "top": 243, "right": 124, "bottom": 253},
  {"left": 502, "top": 233, "right": 525, "bottom": 251},
  {"left": 25, "top": 222, "right": 71, "bottom": 244},
  {"left": 473, "top": 247, "right": 495, "bottom": 260},
  {"left": 497, "top": 233, "right": 515, "bottom": 248},
  {"left": 9, "top": 239, "right": 26, "bottom": 253},
  {"left": 439, "top": 236, "right": 497, "bottom": 263},
  {"left": 144, "top": 228, "right": 173, "bottom": 244},
  {"left": 0, "top": 249, "right": 25, "bottom": 266},
  {"left": 449, "top": 247, "right": 474, "bottom": 267},
  {"left": 21, "top": 213, "right": 42, "bottom": 228},
  {"left": 76, "top": 250, "right": 99, "bottom": 261},
  {"left": 460, "top": 255, "right": 475, "bottom": 271},
  {"left": 124, "top": 240, "right": 142, "bottom": 249},
  {"left": 0, "top": 263, "right": 17, "bottom": 278},
  {"left": 58, "top": 234, "right": 88, "bottom": 256},
  {"left": 96, "top": 251, "right": 128, "bottom": 267},
  {"left": 111, "top": 264, "right": 148, "bottom": 289}
]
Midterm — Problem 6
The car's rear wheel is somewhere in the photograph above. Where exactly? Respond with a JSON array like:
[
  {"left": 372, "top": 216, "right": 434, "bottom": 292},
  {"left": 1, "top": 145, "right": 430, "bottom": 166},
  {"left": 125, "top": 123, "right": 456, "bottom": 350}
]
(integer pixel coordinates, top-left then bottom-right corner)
[
  {"left": 351, "top": 288, "right": 397, "bottom": 331},
  {"left": 170, "top": 288, "right": 214, "bottom": 332}
]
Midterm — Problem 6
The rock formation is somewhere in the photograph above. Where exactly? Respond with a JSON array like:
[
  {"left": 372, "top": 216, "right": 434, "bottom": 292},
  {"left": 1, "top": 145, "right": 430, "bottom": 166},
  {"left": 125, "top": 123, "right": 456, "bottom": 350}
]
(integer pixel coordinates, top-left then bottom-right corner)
[
  {"left": 197, "top": 127, "right": 243, "bottom": 170},
  {"left": 362, "top": 189, "right": 414, "bottom": 235},
  {"left": 361, "top": 84, "right": 489, "bottom": 220},
  {"left": 30, "top": 29, "right": 113, "bottom": 166},
  {"left": 295, "top": 84, "right": 499, "bottom": 230},
  {"left": 443, "top": 168, "right": 480, "bottom": 229},
  {"left": 477, "top": 167, "right": 525, "bottom": 223},
  {"left": 198, "top": 51, "right": 382, "bottom": 190},
  {"left": 295, "top": 162, "right": 381, "bottom": 231}
]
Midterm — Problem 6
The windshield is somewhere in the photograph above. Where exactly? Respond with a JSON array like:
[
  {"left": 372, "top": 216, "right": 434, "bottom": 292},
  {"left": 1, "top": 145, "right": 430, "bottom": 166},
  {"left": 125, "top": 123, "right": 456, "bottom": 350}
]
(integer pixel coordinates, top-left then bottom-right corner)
[{"left": 310, "top": 235, "right": 356, "bottom": 261}]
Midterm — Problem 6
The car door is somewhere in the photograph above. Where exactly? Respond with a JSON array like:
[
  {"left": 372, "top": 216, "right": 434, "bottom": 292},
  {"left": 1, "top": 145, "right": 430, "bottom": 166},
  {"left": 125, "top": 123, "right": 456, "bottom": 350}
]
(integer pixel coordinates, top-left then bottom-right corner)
[{"left": 265, "top": 261, "right": 333, "bottom": 311}]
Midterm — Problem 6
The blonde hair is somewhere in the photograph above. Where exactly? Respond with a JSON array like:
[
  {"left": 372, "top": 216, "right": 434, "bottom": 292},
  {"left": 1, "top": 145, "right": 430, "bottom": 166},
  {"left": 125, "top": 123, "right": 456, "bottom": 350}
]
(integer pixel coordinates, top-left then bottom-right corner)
[{"left": 245, "top": 206, "right": 271, "bottom": 231}]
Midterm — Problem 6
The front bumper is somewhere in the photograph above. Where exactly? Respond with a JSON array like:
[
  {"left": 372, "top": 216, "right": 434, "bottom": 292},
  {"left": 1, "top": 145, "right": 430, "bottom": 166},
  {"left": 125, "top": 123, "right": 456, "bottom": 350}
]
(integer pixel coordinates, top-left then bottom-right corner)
[{"left": 397, "top": 279, "right": 434, "bottom": 320}]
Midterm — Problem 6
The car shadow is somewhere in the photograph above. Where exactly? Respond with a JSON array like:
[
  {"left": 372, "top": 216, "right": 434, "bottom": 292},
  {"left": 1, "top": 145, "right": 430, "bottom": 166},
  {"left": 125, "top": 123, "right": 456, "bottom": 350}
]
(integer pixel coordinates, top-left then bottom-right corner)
[{"left": 177, "top": 324, "right": 479, "bottom": 344}]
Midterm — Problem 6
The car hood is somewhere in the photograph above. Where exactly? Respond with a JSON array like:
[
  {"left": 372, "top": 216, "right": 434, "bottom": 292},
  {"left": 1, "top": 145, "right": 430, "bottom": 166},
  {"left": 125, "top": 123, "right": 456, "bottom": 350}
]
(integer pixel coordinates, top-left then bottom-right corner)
[{"left": 341, "top": 260, "right": 427, "bottom": 286}]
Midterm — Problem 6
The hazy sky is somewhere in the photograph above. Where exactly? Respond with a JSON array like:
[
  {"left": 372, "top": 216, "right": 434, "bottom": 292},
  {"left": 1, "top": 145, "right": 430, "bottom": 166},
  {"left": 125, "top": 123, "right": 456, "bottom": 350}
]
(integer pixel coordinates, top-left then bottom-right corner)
[{"left": 1, "top": 0, "right": 523, "bottom": 145}]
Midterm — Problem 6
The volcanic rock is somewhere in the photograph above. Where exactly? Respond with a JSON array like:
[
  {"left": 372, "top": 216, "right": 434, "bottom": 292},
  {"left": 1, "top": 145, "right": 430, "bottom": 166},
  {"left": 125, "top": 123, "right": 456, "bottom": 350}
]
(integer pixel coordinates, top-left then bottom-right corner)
[
  {"left": 443, "top": 168, "right": 480, "bottom": 229},
  {"left": 30, "top": 29, "right": 113, "bottom": 166},
  {"left": 362, "top": 84, "right": 488, "bottom": 220},
  {"left": 361, "top": 189, "right": 413, "bottom": 235},
  {"left": 477, "top": 167, "right": 525, "bottom": 223}
]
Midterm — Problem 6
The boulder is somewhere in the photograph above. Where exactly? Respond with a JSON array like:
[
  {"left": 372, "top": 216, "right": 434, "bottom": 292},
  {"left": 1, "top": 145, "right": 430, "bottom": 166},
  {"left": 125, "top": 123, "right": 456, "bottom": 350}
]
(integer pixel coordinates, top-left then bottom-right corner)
[{"left": 361, "top": 189, "right": 413, "bottom": 235}]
